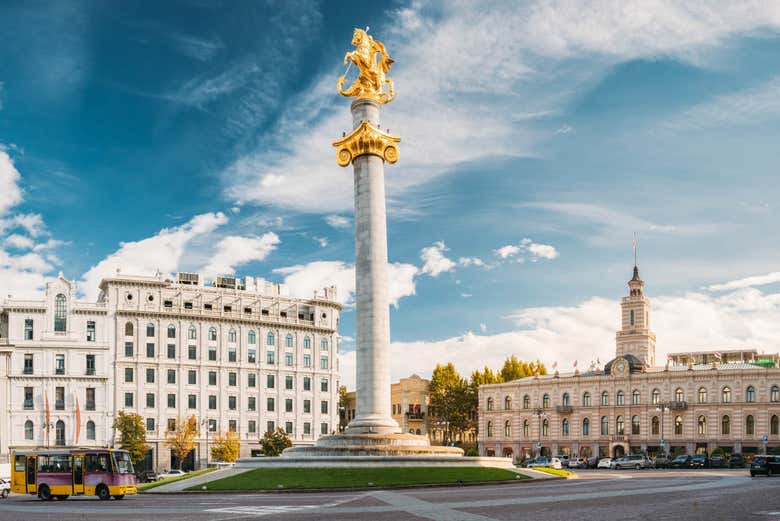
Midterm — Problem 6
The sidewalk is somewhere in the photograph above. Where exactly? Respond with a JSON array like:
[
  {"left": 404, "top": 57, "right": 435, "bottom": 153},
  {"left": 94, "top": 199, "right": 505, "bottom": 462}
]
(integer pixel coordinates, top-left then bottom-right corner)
[{"left": 144, "top": 467, "right": 251, "bottom": 493}]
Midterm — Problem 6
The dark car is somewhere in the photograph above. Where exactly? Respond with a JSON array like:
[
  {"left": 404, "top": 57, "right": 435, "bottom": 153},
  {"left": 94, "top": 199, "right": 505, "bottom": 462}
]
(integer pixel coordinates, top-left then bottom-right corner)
[
  {"left": 135, "top": 470, "right": 158, "bottom": 483},
  {"left": 653, "top": 454, "right": 672, "bottom": 469},
  {"left": 750, "top": 455, "right": 780, "bottom": 476},
  {"left": 729, "top": 453, "right": 746, "bottom": 468},
  {"left": 587, "top": 456, "right": 600, "bottom": 469},
  {"left": 671, "top": 455, "right": 693, "bottom": 468},
  {"left": 709, "top": 455, "right": 726, "bottom": 468},
  {"left": 691, "top": 454, "right": 709, "bottom": 468}
]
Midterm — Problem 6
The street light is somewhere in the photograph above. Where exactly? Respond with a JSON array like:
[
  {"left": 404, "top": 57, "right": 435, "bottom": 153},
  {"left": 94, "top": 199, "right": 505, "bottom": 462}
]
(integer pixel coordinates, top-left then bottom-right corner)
[
  {"left": 200, "top": 418, "right": 210, "bottom": 468},
  {"left": 531, "top": 405, "right": 549, "bottom": 458},
  {"left": 655, "top": 405, "right": 670, "bottom": 455}
]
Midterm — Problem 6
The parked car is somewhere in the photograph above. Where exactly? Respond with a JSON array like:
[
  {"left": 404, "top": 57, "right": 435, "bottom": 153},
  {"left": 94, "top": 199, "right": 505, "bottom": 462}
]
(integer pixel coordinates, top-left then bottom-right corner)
[
  {"left": 653, "top": 454, "right": 672, "bottom": 469},
  {"left": 671, "top": 455, "right": 693, "bottom": 469},
  {"left": 568, "top": 457, "right": 588, "bottom": 469},
  {"left": 157, "top": 469, "right": 187, "bottom": 480},
  {"left": 613, "top": 454, "right": 651, "bottom": 470},
  {"left": 690, "top": 454, "right": 709, "bottom": 468},
  {"left": 522, "top": 457, "right": 545, "bottom": 468},
  {"left": 729, "top": 453, "right": 746, "bottom": 468},
  {"left": 548, "top": 457, "right": 563, "bottom": 470},
  {"left": 554, "top": 455, "right": 570, "bottom": 467},
  {"left": 597, "top": 457, "right": 613, "bottom": 469},
  {"left": 709, "top": 455, "right": 726, "bottom": 468},
  {"left": 587, "top": 456, "right": 600, "bottom": 469},
  {"left": 135, "top": 470, "right": 159, "bottom": 483},
  {"left": 750, "top": 455, "right": 780, "bottom": 477},
  {"left": 0, "top": 478, "right": 10, "bottom": 499}
]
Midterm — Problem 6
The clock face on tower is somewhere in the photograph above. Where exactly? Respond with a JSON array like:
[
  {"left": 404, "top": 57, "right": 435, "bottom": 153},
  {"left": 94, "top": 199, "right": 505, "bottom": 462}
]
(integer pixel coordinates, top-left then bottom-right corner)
[{"left": 614, "top": 359, "right": 627, "bottom": 376}]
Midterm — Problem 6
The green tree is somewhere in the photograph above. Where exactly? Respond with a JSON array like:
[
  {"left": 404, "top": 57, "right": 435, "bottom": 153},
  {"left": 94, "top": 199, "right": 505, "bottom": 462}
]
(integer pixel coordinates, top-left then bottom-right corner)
[
  {"left": 113, "top": 411, "right": 147, "bottom": 465},
  {"left": 429, "top": 363, "right": 473, "bottom": 445},
  {"left": 261, "top": 428, "right": 292, "bottom": 456},
  {"left": 211, "top": 431, "right": 240, "bottom": 463},
  {"left": 165, "top": 415, "right": 199, "bottom": 469}
]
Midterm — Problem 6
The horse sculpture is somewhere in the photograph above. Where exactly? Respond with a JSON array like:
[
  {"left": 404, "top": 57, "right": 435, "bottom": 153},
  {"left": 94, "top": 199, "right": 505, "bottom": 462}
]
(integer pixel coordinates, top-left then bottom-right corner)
[{"left": 338, "top": 28, "right": 396, "bottom": 104}]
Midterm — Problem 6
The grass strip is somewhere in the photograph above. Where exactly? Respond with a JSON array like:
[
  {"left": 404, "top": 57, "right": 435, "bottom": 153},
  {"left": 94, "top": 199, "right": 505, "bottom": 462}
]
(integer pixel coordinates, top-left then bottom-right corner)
[
  {"left": 191, "top": 467, "right": 526, "bottom": 491},
  {"left": 528, "top": 467, "right": 572, "bottom": 477},
  {"left": 138, "top": 468, "right": 216, "bottom": 491}
]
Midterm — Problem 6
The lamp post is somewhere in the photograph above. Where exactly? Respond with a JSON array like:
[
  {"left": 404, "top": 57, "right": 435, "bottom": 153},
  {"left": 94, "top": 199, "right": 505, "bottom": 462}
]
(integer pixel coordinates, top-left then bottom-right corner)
[
  {"left": 531, "top": 406, "right": 549, "bottom": 458},
  {"left": 655, "top": 405, "right": 670, "bottom": 455},
  {"left": 200, "top": 418, "right": 210, "bottom": 468}
]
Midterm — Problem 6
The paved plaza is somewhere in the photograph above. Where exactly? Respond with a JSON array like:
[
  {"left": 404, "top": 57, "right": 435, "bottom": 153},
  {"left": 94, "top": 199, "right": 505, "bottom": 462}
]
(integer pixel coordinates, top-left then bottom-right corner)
[{"left": 0, "top": 469, "right": 777, "bottom": 521}]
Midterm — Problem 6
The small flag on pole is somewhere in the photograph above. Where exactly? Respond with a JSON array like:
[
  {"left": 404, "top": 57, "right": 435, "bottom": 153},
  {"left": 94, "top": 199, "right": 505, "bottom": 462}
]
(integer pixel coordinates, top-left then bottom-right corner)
[{"left": 714, "top": 352, "right": 722, "bottom": 361}]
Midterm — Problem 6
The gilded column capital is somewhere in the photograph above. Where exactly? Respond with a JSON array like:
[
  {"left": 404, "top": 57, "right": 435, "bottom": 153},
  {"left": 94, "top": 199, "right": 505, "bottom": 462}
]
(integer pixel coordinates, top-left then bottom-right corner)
[{"left": 332, "top": 121, "right": 400, "bottom": 167}]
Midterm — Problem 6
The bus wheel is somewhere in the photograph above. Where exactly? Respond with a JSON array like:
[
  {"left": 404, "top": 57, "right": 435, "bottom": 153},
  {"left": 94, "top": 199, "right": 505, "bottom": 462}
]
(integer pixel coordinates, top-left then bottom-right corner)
[
  {"left": 38, "top": 485, "right": 52, "bottom": 501},
  {"left": 96, "top": 485, "right": 110, "bottom": 501},
  {"left": 113, "top": 495, "right": 125, "bottom": 500}
]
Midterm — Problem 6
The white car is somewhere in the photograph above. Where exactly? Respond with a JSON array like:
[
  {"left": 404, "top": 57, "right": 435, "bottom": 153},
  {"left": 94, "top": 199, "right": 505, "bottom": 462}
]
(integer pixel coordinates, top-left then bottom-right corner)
[
  {"left": 0, "top": 478, "right": 10, "bottom": 498},
  {"left": 549, "top": 457, "right": 563, "bottom": 470},
  {"left": 157, "top": 469, "right": 187, "bottom": 480},
  {"left": 597, "top": 457, "right": 613, "bottom": 469}
]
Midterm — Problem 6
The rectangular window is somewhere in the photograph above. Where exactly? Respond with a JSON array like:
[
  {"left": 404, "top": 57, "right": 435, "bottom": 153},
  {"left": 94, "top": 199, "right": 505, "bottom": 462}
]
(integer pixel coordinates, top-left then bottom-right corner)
[
  {"left": 285, "top": 353, "right": 293, "bottom": 366},
  {"left": 248, "top": 349, "right": 256, "bottom": 363},
  {"left": 188, "top": 370, "right": 196, "bottom": 385},
  {"left": 321, "top": 422, "right": 329, "bottom": 435},
  {"left": 124, "top": 367, "right": 133, "bottom": 383},
  {"left": 86, "top": 354, "right": 96, "bottom": 375},
  {"left": 267, "top": 397, "right": 275, "bottom": 412},
  {"left": 146, "top": 323, "right": 155, "bottom": 337},
  {"left": 303, "top": 377, "right": 311, "bottom": 391},
  {"left": 209, "top": 395, "right": 217, "bottom": 410},
  {"left": 321, "top": 401, "right": 328, "bottom": 414},
  {"left": 267, "top": 421, "right": 275, "bottom": 434},
  {"left": 55, "top": 354, "right": 65, "bottom": 375},
  {"left": 229, "top": 396, "right": 237, "bottom": 410},
  {"left": 285, "top": 421, "right": 293, "bottom": 435},
  {"left": 248, "top": 420, "right": 256, "bottom": 434},
  {"left": 146, "top": 393, "right": 155, "bottom": 408},
  {"left": 248, "top": 373, "right": 256, "bottom": 387},
  {"left": 285, "top": 375, "right": 294, "bottom": 390},
  {"left": 303, "top": 354, "right": 311, "bottom": 368},
  {"left": 125, "top": 342, "right": 134, "bottom": 357},
  {"left": 24, "top": 319, "right": 33, "bottom": 340},
  {"left": 320, "top": 356, "right": 328, "bottom": 370},
  {"left": 303, "top": 422, "right": 311, "bottom": 435},
  {"left": 164, "top": 300, "right": 173, "bottom": 308},
  {"left": 146, "top": 418, "right": 155, "bottom": 432},
  {"left": 229, "top": 372, "right": 237, "bottom": 386},
  {"left": 167, "top": 418, "right": 176, "bottom": 432},
  {"left": 125, "top": 392, "right": 134, "bottom": 407},
  {"left": 167, "top": 326, "right": 176, "bottom": 339},
  {"left": 188, "top": 394, "right": 197, "bottom": 409},
  {"left": 228, "top": 347, "right": 237, "bottom": 363},
  {"left": 209, "top": 371, "right": 217, "bottom": 386},
  {"left": 146, "top": 343, "right": 155, "bottom": 358},
  {"left": 146, "top": 368, "right": 155, "bottom": 384},
  {"left": 23, "top": 386, "right": 33, "bottom": 409},
  {"left": 86, "top": 321, "right": 96, "bottom": 342},
  {"left": 248, "top": 396, "right": 256, "bottom": 411},
  {"left": 167, "top": 369, "right": 175, "bottom": 384},
  {"left": 167, "top": 394, "right": 176, "bottom": 408},
  {"left": 55, "top": 386, "right": 65, "bottom": 410},
  {"left": 321, "top": 378, "right": 328, "bottom": 392},
  {"left": 86, "top": 388, "right": 95, "bottom": 411},
  {"left": 267, "top": 374, "right": 275, "bottom": 389},
  {"left": 267, "top": 350, "right": 275, "bottom": 365},
  {"left": 188, "top": 345, "right": 197, "bottom": 360},
  {"left": 209, "top": 348, "right": 217, "bottom": 361},
  {"left": 167, "top": 344, "right": 176, "bottom": 359},
  {"left": 303, "top": 399, "right": 311, "bottom": 414},
  {"left": 285, "top": 398, "right": 293, "bottom": 412},
  {"left": 229, "top": 419, "right": 237, "bottom": 432},
  {"left": 208, "top": 419, "right": 217, "bottom": 432}
]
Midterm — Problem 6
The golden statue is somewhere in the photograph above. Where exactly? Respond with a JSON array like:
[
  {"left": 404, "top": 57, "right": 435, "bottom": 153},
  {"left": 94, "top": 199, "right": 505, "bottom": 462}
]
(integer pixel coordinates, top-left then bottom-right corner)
[{"left": 338, "top": 28, "right": 396, "bottom": 104}]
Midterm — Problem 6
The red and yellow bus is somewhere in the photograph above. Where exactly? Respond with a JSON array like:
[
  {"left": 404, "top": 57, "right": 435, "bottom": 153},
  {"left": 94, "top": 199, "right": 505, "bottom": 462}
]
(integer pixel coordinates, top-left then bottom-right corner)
[{"left": 11, "top": 449, "right": 137, "bottom": 501}]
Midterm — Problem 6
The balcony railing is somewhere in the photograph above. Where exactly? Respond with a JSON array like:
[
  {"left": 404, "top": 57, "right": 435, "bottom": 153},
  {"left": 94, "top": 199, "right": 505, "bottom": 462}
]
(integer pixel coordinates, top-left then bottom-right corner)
[
  {"left": 86, "top": 368, "right": 96, "bottom": 376},
  {"left": 86, "top": 402, "right": 96, "bottom": 411},
  {"left": 556, "top": 405, "right": 573, "bottom": 414},
  {"left": 55, "top": 368, "right": 65, "bottom": 375},
  {"left": 406, "top": 412, "right": 425, "bottom": 420},
  {"left": 23, "top": 367, "right": 33, "bottom": 375},
  {"left": 23, "top": 400, "right": 33, "bottom": 410},
  {"left": 611, "top": 435, "right": 628, "bottom": 442},
  {"left": 55, "top": 400, "right": 64, "bottom": 410},
  {"left": 669, "top": 401, "right": 688, "bottom": 410}
]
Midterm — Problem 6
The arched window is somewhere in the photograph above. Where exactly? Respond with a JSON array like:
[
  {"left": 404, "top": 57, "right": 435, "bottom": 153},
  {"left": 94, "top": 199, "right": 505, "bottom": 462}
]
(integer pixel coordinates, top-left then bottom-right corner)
[
  {"left": 772, "top": 415, "right": 779, "bottom": 436},
  {"left": 86, "top": 420, "right": 96, "bottom": 440},
  {"left": 267, "top": 332, "right": 275, "bottom": 346},
  {"left": 24, "top": 420, "right": 33, "bottom": 440},
  {"left": 562, "top": 418, "right": 569, "bottom": 436},
  {"left": 632, "top": 389, "right": 640, "bottom": 405},
  {"left": 616, "top": 391, "right": 624, "bottom": 406},
  {"left": 146, "top": 323, "right": 155, "bottom": 337},
  {"left": 722, "top": 387, "right": 731, "bottom": 403},
  {"left": 562, "top": 393, "right": 570, "bottom": 406},
  {"left": 542, "top": 394, "right": 550, "bottom": 408},
  {"left": 697, "top": 415, "right": 706, "bottom": 435},
  {"left": 504, "top": 420, "right": 511, "bottom": 437},
  {"left": 188, "top": 325, "right": 196, "bottom": 340},
  {"left": 698, "top": 387, "right": 707, "bottom": 404},
  {"left": 772, "top": 386, "right": 779, "bottom": 403},
  {"left": 630, "top": 309, "right": 635, "bottom": 326},
  {"left": 674, "top": 388, "right": 684, "bottom": 402},
  {"left": 486, "top": 397, "right": 494, "bottom": 411},
  {"left": 601, "top": 391, "right": 609, "bottom": 406},
  {"left": 652, "top": 389, "right": 660, "bottom": 405},
  {"left": 721, "top": 415, "right": 730, "bottom": 435},
  {"left": 54, "top": 294, "right": 67, "bottom": 332},
  {"left": 486, "top": 421, "right": 493, "bottom": 437},
  {"left": 523, "top": 395, "right": 530, "bottom": 409},
  {"left": 583, "top": 392, "right": 591, "bottom": 407},
  {"left": 208, "top": 327, "right": 217, "bottom": 341},
  {"left": 631, "top": 415, "right": 640, "bottom": 435},
  {"left": 542, "top": 418, "right": 549, "bottom": 436},
  {"left": 616, "top": 416, "right": 624, "bottom": 435},
  {"left": 167, "top": 324, "right": 176, "bottom": 339},
  {"left": 746, "top": 415, "right": 755, "bottom": 435},
  {"left": 125, "top": 322, "right": 134, "bottom": 336},
  {"left": 651, "top": 416, "right": 660, "bottom": 435},
  {"left": 248, "top": 330, "right": 256, "bottom": 344},
  {"left": 304, "top": 336, "right": 311, "bottom": 349},
  {"left": 600, "top": 416, "right": 608, "bottom": 435},
  {"left": 674, "top": 416, "right": 683, "bottom": 435},
  {"left": 321, "top": 338, "right": 328, "bottom": 351},
  {"left": 228, "top": 329, "right": 236, "bottom": 342},
  {"left": 55, "top": 420, "right": 65, "bottom": 446},
  {"left": 504, "top": 396, "right": 512, "bottom": 410},
  {"left": 523, "top": 419, "right": 530, "bottom": 437},
  {"left": 746, "top": 386, "right": 755, "bottom": 403},
  {"left": 286, "top": 334, "right": 294, "bottom": 348},
  {"left": 582, "top": 418, "right": 590, "bottom": 436}
]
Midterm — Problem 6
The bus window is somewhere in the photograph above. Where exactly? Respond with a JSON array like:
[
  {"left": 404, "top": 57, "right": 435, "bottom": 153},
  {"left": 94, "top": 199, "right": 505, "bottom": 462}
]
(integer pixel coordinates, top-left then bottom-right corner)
[
  {"left": 37, "top": 455, "right": 49, "bottom": 472},
  {"left": 112, "top": 451, "right": 134, "bottom": 474},
  {"left": 14, "top": 455, "right": 25, "bottom": 472}
]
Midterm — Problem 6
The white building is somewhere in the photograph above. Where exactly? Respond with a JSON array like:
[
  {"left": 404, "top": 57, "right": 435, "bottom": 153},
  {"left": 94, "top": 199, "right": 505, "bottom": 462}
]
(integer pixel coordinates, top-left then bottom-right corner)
[{"left": 0, "top": 272, "right": 342, "bottom": 471}]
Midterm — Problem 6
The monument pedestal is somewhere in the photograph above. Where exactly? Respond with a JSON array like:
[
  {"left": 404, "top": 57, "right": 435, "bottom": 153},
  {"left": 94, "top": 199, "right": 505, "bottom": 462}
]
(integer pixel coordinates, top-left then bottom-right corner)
[{"left": 283, "top": 433, "right": 464, "bottom": 457}]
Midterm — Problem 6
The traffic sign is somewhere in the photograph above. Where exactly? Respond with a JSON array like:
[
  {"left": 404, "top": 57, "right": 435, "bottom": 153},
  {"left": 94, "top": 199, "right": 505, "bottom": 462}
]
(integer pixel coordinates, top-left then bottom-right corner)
[
  {"left": 763, "top": 435, "right": 769, "bottom": 443},
  {"left": 535, "top": 441, "right": 542, "bottom": 449},
  {"left": 659, "top": 438, "right": 665, "bottom": 445}
]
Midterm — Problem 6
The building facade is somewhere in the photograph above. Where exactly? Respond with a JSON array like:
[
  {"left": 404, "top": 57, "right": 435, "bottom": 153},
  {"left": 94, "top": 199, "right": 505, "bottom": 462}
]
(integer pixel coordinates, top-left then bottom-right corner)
[
  {"left": 0, "top": 272, "right": 342, "bottom": 471},
  {"left": 478, "top": 265, "right": 780, "bottom": 461}
]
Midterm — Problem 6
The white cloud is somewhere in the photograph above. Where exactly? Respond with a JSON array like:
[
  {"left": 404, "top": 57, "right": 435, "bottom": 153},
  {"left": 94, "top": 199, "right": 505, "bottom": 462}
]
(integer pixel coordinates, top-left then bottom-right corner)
[
  {"left": 0, "top": 149, "right": 22, "bottom": 216},
  {"left": 495, "top": 245, "right": 521, "bottom": 259},
  {"left": 707, "top": 271, "right": 780, "bottom": 292},
  {"left": 167, "top": 32, "right": 224, "bottom": 62},
  {"left": 527, "top": 242, "right": 559, "bottom": 260},
  {"left": 494, "top": 238, "right": 559, "bottom": 262},
  {"left": 79, "top": 212, "right": 228, "bottom": 299},
  {"left": 420, "top": 241, "right": 456, "bottom": 277},
  {"left": 201, "top": 233, "right": 280, "bottom": 279},
  {"left": 458, "top": 256, "right": 485, "bottom": 268},
  {"left": 480, "top": 323, "right": 487, "bottom": 333},
  {"left": 4, "top": 234, "right": 34, "bottom": 250},
  {"left": 314, "top": 236, "right": 328, "bottom": 248},
  {"left": 0, "top": 213, "right": 46, "bottom": 238},
  {"left": 273, "top": 260, "right": 418, "bottom": 308},
  {"left": 324, "top": 215, "right": 351, "bottom": 229}
]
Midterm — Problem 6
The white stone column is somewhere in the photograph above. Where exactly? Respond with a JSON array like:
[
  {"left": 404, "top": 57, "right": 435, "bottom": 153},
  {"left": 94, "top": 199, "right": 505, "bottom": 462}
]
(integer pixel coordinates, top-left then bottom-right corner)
[{"left": 346, "top": 98, "right": 400, "bottom": 435}]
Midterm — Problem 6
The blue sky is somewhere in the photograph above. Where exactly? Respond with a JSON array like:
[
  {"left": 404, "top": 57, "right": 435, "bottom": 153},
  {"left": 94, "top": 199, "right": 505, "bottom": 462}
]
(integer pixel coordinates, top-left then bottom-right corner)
[{"left": 2, "top": 1, "right": 780, "bottom": 388}]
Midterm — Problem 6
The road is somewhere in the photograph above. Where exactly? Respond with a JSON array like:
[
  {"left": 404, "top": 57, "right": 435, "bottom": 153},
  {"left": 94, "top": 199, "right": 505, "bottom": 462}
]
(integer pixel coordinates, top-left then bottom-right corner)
[{"left": 0, "top": 469, "right": 778, "bottom": 520}]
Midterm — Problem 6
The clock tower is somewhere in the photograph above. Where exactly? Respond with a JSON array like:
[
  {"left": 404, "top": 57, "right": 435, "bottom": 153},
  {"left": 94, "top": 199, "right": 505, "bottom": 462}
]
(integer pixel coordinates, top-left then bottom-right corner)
[{"left": 615, "top": 264, "right": 656, "bottom": 367}]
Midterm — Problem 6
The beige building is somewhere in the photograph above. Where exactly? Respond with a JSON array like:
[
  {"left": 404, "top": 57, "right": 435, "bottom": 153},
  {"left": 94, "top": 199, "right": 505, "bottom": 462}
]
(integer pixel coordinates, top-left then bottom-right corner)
[{"left": 479, "top": 265, "right": 780, "bottom": 461}]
